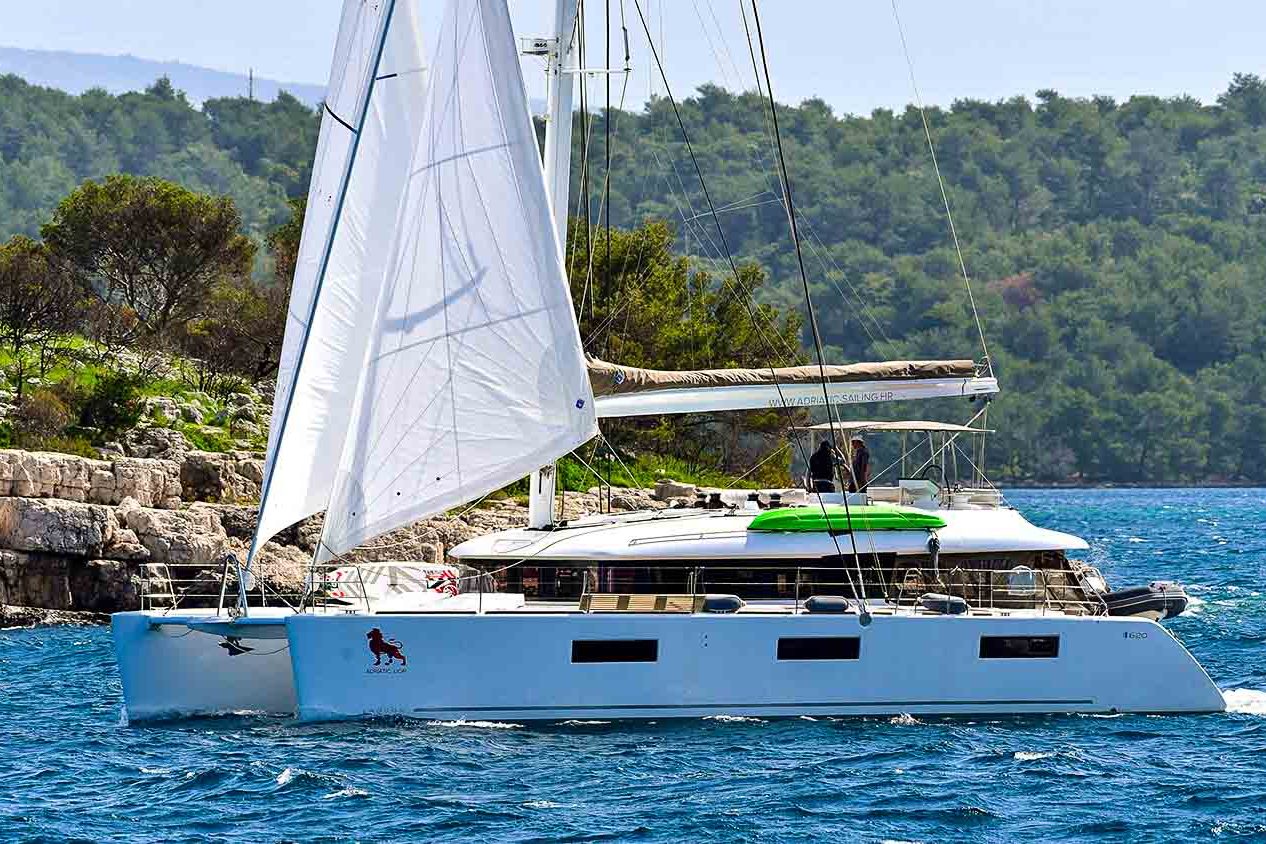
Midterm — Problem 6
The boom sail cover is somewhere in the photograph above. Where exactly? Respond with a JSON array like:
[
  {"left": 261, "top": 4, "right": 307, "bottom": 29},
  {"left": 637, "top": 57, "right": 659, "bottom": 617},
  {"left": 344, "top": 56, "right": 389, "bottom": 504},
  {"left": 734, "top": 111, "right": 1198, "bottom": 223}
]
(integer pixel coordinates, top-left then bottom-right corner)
[
  {"left": 316, "top": 0, "right": 597, "bottom": 561},
  {"left": 588, "top": 357, "right": 998, "bottom": 417},
  {"left": 256, "top": 0, "right": 429, "bottom": 550}
]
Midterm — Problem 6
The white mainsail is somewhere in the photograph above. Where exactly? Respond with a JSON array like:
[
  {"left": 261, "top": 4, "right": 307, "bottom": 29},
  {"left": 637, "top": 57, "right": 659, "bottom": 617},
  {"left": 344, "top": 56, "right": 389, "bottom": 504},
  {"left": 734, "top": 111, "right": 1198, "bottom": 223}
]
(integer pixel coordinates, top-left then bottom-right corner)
[
  {"left": 256, "top": 0, "right": 429, "bottom": 551},
  {"left": 315, "top": 0, "right": 597, "bottom": 561}
]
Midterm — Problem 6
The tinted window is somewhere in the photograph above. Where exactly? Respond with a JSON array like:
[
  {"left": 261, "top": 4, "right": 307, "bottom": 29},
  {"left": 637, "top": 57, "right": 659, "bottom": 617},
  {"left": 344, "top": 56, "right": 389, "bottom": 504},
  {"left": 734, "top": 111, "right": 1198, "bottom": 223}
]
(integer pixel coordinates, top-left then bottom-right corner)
[
  {"left": 979, "top": 635, "right": 1059, "bottom": 659},
  {"left": 777, "top": 637, "right": 861, "bottom": 661},
  {"left": 571, "top": 639, "right": 658, "bottom": 663}
]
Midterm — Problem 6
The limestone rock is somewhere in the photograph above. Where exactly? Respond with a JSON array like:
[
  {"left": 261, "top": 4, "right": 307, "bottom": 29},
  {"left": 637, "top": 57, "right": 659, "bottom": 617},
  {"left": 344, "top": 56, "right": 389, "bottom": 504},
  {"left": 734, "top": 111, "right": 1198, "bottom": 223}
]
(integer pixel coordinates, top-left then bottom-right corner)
[
  {"left": 230, "top": 419, "right": 262, "bottom": 438},
  {"left": 190, "top": 503, "right": 257, "bottom": 541},
  {"left": 180, "top": 451, "right": 264, "bottom": 503},
  {"left": 102, "top": 527, "right": 150, "bottom": 562},
  {"left": 123, "top": 506, "right": 229, "bottom": 568},
  {"left": 0, "top": 449, "right": 104, "bottom": 500},
  {"left": 123, "top": 426, "right": 191, "bottom": 463},
  {"left": 141, "top": 396, "right": 180, "bottom": 422},
  {"left": 0, "top": 449, "right": 181, "bottom": 509},
  {"left": 179, "top": 402, "right": 205, "bottom": 424},
  {"left": 653, "top": 478, "right": 698, "bottom": 501},
  {"left": 0, "top": 498, "right": 118, "bottom": 556},
  {"left": 250, "top": 540, "right": 309, "bottom": 595},
  {"left": 0, "top": 550, "right": 71, "bottom": 608},
  {"left": 70, "top": 559, "right": 141, "bottom": 612},
  {"left": 0, "top": 604, "right": 109, "bottom": 627},
  {"left": 610, "top": 493, "right": 644, "bottom": 511},
  {"left": 109, "top": 457, "right": 182, "bottom": 508}
]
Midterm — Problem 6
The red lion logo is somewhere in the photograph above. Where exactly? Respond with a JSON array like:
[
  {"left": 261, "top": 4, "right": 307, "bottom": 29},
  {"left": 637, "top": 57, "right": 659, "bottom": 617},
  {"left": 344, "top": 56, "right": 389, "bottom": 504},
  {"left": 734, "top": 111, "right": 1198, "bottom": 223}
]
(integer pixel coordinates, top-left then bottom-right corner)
[{"left": 366, "top": 628, "right": 407, "bottom": 666}]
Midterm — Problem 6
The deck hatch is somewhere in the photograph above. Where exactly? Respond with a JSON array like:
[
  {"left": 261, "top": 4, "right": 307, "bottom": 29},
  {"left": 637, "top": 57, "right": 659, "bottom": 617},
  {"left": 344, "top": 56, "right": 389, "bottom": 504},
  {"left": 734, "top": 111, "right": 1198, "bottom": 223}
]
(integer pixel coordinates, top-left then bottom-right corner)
[
  {"left": 571, "top": 639, "right": 659, "bottom": 663},
  {"left": 777, "top": 636, "right": 861, "bottom": 661},
  {"left": 979, "top": 635, "right": 1060, "bottom": 659}
]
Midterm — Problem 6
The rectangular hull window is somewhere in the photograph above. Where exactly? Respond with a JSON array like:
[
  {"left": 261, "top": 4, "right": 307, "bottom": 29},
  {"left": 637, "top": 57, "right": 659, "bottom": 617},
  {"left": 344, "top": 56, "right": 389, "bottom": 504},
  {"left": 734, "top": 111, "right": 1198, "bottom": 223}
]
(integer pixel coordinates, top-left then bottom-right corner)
[
  {"left": 777, "top": 637, "right": 861, "bottom": 661},
  {"left": 572, "top": 639, "right": 659, "bottom": 663},
  {"left": 979, "top": 635, "right": 1060, "bottom": 659}
]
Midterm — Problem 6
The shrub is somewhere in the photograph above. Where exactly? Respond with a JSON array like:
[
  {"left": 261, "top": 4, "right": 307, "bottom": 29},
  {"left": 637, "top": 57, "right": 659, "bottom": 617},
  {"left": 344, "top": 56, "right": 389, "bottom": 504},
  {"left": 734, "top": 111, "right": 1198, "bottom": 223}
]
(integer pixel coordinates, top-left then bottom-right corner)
[
  {"left": 12, "top": 388, "right": 72, "bottom": 447},
  {"left": 42, "top": 434, "right": 100, "bottom": 459},
  {"left": 78, "top": 372, "right": 144, "bottom": 441}
]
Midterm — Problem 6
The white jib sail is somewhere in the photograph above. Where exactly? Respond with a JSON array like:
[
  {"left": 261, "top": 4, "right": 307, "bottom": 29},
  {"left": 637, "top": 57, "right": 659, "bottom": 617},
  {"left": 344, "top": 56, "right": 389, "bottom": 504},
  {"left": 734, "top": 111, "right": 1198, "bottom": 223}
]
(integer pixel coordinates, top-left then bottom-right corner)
[
  {"left": 255, "top": 0, "right": 429, "bottom": 552},
  {"left": 316, "top": 0, "right": 597, "bottom": 561}
]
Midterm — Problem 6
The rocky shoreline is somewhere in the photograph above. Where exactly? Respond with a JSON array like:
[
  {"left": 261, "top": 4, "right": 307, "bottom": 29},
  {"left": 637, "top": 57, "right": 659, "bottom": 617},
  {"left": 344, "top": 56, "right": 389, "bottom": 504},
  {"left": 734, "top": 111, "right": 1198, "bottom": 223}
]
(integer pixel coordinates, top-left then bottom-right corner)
[
  {"left": 0, "top": 441, "right": 717, "bottom": 625},
  {"left": 1, "top": 604, "right": 110, "bottom": 628}
]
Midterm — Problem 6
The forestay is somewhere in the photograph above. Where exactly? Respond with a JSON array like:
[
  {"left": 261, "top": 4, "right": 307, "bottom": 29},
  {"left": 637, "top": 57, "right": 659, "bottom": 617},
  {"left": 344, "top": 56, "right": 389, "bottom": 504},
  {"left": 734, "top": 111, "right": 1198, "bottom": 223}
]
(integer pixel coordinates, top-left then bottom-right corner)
[
  {"left": 255, "top": 0, "right": 429, "bottom": 552},
  {"left": 316, "top": 0, "right": 597, "bottom": 561}
]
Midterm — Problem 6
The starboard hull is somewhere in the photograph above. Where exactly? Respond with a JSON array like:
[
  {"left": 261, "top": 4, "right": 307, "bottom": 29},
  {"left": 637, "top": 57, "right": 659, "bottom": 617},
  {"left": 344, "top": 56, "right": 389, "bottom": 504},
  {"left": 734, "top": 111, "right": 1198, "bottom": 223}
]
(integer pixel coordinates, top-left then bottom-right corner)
[{"left": 284, "top": 612, "right": 1225, "bottom": 722}]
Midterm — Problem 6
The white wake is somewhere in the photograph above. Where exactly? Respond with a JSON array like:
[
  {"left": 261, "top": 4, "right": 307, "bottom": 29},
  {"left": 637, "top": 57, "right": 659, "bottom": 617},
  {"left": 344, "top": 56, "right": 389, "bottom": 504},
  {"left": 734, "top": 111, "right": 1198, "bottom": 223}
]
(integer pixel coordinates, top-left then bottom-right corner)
[{"left": 1222, "top": 688, "right": 1266, "bottom": 715}]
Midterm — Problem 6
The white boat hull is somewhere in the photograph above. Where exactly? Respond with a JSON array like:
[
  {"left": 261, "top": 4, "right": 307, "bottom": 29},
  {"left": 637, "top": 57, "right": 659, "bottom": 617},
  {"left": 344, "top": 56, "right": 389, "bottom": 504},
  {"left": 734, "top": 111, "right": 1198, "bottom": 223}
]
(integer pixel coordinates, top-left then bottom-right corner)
[
  {"left": 284, "top": 612, "right": 1225, "bottom": 722},
  {"left": 112, "top": 611, "right": 295, "bottom": 721}
]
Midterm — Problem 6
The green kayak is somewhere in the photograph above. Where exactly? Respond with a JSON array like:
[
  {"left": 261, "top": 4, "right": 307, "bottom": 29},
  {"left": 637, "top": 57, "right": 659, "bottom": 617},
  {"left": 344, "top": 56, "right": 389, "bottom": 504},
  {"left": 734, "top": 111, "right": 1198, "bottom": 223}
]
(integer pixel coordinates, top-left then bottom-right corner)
[{"left": 747, "top": 504, "right": 946, "bottom": 533}]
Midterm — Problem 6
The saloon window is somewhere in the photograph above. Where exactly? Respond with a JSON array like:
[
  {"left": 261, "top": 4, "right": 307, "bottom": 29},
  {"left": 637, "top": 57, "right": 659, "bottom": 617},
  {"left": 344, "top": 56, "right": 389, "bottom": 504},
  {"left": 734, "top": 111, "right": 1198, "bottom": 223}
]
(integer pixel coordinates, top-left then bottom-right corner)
[
  {"left": 571, "top": 639, "right": 658, "bottom": 663},
  {"left": 777, "top": 637, "right": 861, "bottom": 661},
  {"left": 979, "top": 636, "right": 1059, "bottom": 659}
]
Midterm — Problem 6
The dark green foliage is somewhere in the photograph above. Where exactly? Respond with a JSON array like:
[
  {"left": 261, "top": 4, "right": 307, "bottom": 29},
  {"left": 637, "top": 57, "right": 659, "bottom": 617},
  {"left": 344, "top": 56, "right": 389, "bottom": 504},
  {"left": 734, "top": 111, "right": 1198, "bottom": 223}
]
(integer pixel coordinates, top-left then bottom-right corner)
[
  {"left": 3, "top": 69, "right": 1266, "bottom": 481},
  {"left": 42, "top": 174, "right": 257, "bottom": 350},
  {"left": 76, "top": 371, "right": 144, "bottom": 441},
  {"left": 0, "top": 75, "right": 302, "bottom": 239},
  {"left": 567, "top": 219, "right": 803, "bottom": 476},
  {"left": 0, "top": 234, "right": 88, "bottom": 398},
  {"left": 571, "top": 79, "right": 1266, "bottom": 483}
]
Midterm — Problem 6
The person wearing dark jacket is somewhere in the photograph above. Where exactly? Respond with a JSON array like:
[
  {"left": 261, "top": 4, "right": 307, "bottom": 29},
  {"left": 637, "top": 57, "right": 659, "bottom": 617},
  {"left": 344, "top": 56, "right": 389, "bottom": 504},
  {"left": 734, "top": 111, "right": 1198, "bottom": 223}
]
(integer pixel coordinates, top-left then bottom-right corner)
[
  {"left": 849, "top": 435, "right": 870, "bottom": 492},
  {"left": 808, "top": 440, "right": 842, "bottom": 493}
]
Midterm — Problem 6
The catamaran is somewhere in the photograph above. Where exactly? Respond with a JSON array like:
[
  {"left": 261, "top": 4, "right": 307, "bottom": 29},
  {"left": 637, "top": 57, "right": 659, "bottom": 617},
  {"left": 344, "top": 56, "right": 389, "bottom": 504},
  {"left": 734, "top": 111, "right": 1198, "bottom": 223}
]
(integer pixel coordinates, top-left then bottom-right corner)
[{"left": 111, "top": 0, "right": 1223, "bottom": 721}]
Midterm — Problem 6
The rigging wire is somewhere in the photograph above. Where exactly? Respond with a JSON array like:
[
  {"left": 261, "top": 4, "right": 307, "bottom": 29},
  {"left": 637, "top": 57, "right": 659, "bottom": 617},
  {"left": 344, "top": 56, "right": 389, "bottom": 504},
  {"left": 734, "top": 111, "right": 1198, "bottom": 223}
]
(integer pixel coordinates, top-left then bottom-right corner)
[
  {"left": 630, "top": 0, "right": 805, "bottom": 374},
  {"left": 748, "top": 0, "right": 870, "bottom": 619},
  {"left": 590, "top": 0, "right": 634, "bottom": 354},
  {"left": 630, "top": 0, "right": 868, "bottom": 613},
  {"left": 889, "top": 0, "right": 992, "bottom": 375},
  {"left": 736, "top": 4, "right": 896, "bottom": 356},
  {"left": 603, "top": 0, "right": 614, "bottom": 356}
]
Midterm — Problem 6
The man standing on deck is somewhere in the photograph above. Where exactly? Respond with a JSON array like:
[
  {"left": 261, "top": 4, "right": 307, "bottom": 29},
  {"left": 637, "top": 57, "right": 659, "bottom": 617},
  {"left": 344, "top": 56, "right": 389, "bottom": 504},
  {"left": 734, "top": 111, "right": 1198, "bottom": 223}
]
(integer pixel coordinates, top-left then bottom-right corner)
[
  {"left": 849, "top": 435, "right": 871, "bottom": 492},
  {"left": 809, "top": 440, "right": 842, "bottom": 493}
]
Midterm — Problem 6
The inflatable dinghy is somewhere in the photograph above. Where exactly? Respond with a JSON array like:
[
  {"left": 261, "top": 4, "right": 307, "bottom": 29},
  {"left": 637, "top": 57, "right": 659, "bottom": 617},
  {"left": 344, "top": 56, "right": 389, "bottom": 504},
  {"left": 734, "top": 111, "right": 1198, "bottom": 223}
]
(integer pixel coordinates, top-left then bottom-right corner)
[{"left": 1101, "top": 581, "right": 1189, "bottom": 620}]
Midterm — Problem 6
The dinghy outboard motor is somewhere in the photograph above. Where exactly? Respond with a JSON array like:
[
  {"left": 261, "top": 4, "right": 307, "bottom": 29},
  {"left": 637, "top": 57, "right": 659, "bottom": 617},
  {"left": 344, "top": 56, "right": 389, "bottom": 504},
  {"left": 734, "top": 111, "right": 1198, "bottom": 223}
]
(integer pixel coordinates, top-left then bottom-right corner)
[{"left": 1101, "top": 581, "right": 1189, "bottom": 621}]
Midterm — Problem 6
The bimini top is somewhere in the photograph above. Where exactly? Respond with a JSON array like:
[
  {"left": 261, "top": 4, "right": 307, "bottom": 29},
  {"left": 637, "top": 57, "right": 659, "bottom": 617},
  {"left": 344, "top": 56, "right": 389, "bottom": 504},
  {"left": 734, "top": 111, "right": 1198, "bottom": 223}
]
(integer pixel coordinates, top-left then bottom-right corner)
[
  {"left": 797, "top": 420, "right": 993, "bottom": 434},
  {"left": 748, "top": 505, "right": 947, "bottom": 533}
]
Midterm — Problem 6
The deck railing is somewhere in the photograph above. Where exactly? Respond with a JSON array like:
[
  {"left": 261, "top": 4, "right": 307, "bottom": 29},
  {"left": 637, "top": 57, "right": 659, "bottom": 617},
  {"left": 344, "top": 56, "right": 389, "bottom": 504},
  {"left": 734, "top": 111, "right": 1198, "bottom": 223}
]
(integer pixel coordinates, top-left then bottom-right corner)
[
  {"left": 139, "top": 561, "right": 1106, "bottom": 617},
  {"left": 558, "top": 564, "right": 1105, "bottom": 617}
]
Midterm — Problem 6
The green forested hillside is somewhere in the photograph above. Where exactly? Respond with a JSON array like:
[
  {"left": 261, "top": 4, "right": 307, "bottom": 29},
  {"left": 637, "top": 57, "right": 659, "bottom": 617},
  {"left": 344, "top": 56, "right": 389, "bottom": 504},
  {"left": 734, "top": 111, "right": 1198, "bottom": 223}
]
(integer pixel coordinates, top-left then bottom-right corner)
[
  {"left": 0, "top": 76, "right": 317, "bottom": 239},
  {"left": 3, "top": 72, "right": 1266, "bottom": 483}
]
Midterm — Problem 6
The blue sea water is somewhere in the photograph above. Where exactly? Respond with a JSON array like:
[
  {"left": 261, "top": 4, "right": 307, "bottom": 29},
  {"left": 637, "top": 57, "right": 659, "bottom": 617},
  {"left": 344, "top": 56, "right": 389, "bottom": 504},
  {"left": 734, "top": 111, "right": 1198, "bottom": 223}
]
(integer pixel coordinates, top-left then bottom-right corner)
[{"left": 2, "top": 488, "right": 1264, "bottom": 843}]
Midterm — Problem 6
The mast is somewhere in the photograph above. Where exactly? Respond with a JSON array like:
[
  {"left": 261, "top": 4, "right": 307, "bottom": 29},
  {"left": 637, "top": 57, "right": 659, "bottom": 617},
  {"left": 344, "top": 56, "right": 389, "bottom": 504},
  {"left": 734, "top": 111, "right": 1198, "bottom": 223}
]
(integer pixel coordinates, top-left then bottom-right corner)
[
  {"left": 529, "top": 0, "right": 581, "bottom": 529},
  {"left": 542, "top": 0, "right": 580, "bottom": 249}
]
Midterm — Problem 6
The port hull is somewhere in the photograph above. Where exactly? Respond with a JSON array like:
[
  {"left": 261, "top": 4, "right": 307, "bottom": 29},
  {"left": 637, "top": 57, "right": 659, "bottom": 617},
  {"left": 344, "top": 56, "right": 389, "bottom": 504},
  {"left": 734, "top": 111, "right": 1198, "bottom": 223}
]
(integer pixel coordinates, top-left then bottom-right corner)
[{"left": 112, "top": 611, "right": 294, "bottom": 721}]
